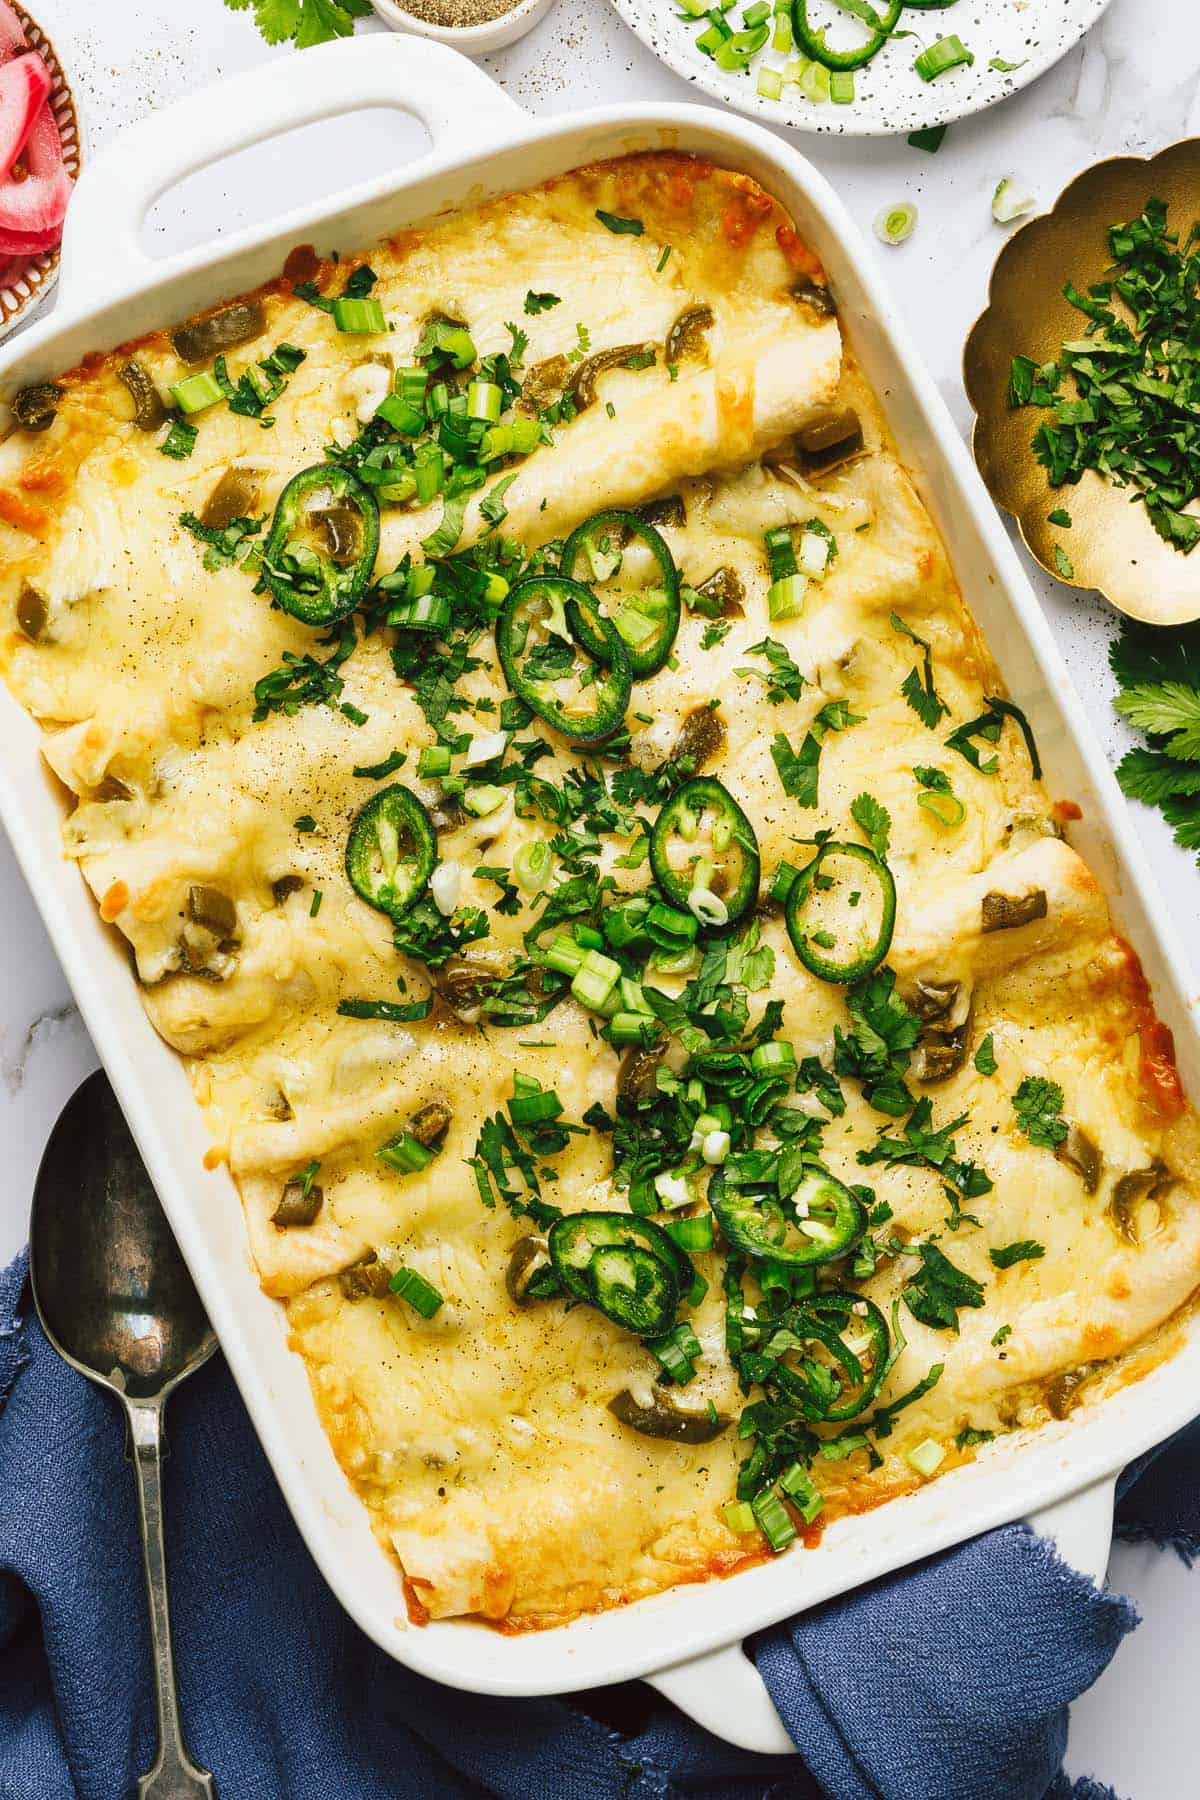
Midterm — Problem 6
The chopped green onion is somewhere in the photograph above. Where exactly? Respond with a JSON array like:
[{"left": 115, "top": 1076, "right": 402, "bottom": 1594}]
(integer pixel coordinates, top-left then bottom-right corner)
[
  {"left": 715, "top": 22, "right": 769, "bottom": 69},
  {"left": 724, "top": 1501, "right": 757, "bottom": 1534},
  {"left": 756, "top": 65, "right": 784, "bottom": 102},
  {"left": 571, "top": 948, "right": 621, "bottom": 1010},
  {"left": 513, "top": 838, "right": 553, "bottom": 893},
  {"left": 906, "top": 1437, "right": 946, "bottom": 1478},
  {"left": 779, "top": 1462, "right": 824, "bottom": 1522},
  {"left": 390, "top": 1264, "right": 444, "bottom": 1317},
  {"left": 509, "top": 1088, "right": 563, "bottom": 1125},
  {"left": 770, "top": 861, "right": 798, "bottom": 904},
  {"left": 687, "top": 886, "right": 729, "bottom": 928},
  {"left": 797, "top": 57, "right": 830, "bottom": 102},
  {"left": 608, "top": 1011, "right": 661, "bottom": 1046},
  {"left": 417, "top": 745, "right": 452, "bottom": 777},
  {"left": 768, "top": 573, "right": 807, "bottom": 619},
  {"left": 771, "top": 9, "right": 791, "bottom": 51},
  {"left": 333, "top": 296, "right": 387, "bottom": 334},
  {"left": 545, "top": 934, "right": 585, "bottom": 977},
  {"left": 829, "top": 69, "right": 855, "bottom": 104},
  {"left": 647, "top": 901, "right": 698, "bottom": 942},
  {"left": 665, "top": 1214, "right": 716, "bottom": 1253},
  {"left": 873, "top": 202, "right": 918, "bottom": 247},
  {"left": 375, "top": 394, "right": 424, "bottom": 435},
  {"left": 395, "top": 365, "right": 427, "bottom": 408},
  {"left": 751, "top": 1040, "right": 796, "bottom": 1075},
  {"left": 387, "top": 592, "right": 451, "bottom": 633},
  {"left": 463, "top": 784, "right": 506, "bottom": 818},
  {"left": 378, "top": 1131, "right": 434, "bottom": 1175},
  {"left": 467, "top": 379, "right": 504, "bottom": 423},
  {"left": 751, "top": 1487, "right": 797, "bottom": 1552},
  {"left": 914, "top": 34, "right": 974, "bottom": 81},
  {"left": 918, "top": 788, "right": 966, "bottom": 827},
  {"left": 169, "top": 371, "right": 225, "bottom": 415}
]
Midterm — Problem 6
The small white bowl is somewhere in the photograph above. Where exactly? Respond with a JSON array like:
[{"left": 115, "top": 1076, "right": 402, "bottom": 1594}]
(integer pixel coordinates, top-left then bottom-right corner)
[
  {"left": 370, "top": 0, "right": 555, "bottom": 55},
  {"left": 0, "top": 4, "right": 85, "bottom": 344}
]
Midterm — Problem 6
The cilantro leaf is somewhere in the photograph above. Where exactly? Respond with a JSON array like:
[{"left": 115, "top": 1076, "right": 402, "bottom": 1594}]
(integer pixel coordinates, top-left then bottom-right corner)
[
  {"left": 891, "top": 613, "right": 948, "bottom": 729},
  {"left": 973, "top": 1033, "right": 997, "bottom": 1076},
  {"left": 179, "top": 510, "right": 263, "bottom": 572},
  {"left": 524, "top": 290, "right": 561, "bottom": 314},
  {"left": 990, "top": 1239, "right": 1045, "bottom": 1269},
  {"left": 1115, "top": 746, "right": 1200, "bottom": 806},
  {"left": 903, "top": 1242, "right": 986, "bottom": 1333},
  {"left": 770, "top": 700, "right": 861, "bottom": 805},
  {"left": 834, "top": 968, "right": 920, "bottom": 1115},
  {"left": 1114, "top": 680, "right": 1200, "bottom": 759},
  {"left": 737, "top": 638, "right": 805, "bottom": 704},
  {"left": 1011, "top": 1075, "right": 1068, "bottom": 1147},
  {"left": 850, "top": 792, "right": 891, "bottom": 860}
]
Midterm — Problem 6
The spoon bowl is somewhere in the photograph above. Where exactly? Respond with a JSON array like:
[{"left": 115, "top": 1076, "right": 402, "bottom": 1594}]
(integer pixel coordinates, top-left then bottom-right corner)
[
  {"left": 29, "top": 1069, "right": 217, "bottom": 1799},
  {"left": 30, "top": 1069, "right": 215, "bottom": 1398}
]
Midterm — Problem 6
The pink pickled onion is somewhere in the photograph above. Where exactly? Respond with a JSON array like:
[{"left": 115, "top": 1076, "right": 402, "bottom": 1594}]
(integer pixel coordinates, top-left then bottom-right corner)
[
  {"left": 0, "top": 52, "right": 50, "bottom": 181},
  {"left": 0, "top": 1, "right": 26, "bottom": 61},
  {"left": 0, "top": 94, "right": 69, "bottom": 240}
]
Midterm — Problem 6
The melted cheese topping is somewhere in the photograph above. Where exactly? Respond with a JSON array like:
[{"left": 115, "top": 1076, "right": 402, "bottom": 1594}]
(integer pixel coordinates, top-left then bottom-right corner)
[{"left": 3, "top": 154, "right": 1199, "bottom": 1631}]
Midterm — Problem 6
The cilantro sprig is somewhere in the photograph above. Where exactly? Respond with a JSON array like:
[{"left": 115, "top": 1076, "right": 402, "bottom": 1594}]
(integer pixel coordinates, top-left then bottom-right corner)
[
  {"left": 224, "top": 0, "right": 371, "bottom": 51},
  {"left": 1111, "top": 617, "right": 1200, "bottom": 860}
]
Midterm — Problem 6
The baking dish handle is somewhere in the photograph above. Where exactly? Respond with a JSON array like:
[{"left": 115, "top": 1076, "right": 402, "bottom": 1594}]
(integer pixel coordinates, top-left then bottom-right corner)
[
  {"left": 644, "top": 1478, "right": 1117, "bottom": 1754},
  {"left": 57, "top": 34, "right": 524, "bottom": 307}
]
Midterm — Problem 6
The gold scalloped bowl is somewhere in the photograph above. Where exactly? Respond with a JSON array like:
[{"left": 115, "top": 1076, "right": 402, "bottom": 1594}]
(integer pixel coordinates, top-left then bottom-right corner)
[
  {"left": 965, "top": 139, "right": 1200, "bottom": 628},
  {"left": 0, "top": 4, "right": 83, "bottom": 344}
]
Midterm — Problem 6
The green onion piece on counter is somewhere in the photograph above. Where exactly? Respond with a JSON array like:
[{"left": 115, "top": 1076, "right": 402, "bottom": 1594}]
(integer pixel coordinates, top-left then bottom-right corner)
[
  {"left": 390, "top": 1265, "right": 444, "bottom": 1318},
  {"left": 378, "top": 1131, "right": 435, "bottom": 1175},
  {"left": 751, "top": 1487, "right": 797, "bottom": 1552},
  {"left": 914, "top": 34, "right": 974, "bottom": 81},
  {"left": 169, "top": 371, "right": 225, "bottom": 415},
  {"left": 332, "top": 296, "right": 387, "bottom": 334},
  {"left": 873, "top": 201, "right": 918, "bottom": 246},
  {"left": 992, "top": 178, "right": 1037, "bottom": 224}
]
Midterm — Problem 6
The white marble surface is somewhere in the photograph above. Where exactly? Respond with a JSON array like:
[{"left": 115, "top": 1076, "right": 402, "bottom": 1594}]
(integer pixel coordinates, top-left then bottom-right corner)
[{"left": 3, "top": 0, "right": 1199, "bottom": 1791}]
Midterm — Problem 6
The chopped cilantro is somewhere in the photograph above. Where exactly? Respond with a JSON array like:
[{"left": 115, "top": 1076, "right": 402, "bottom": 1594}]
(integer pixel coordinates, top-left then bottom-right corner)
[
  {"left": 992, "top": 1324, "right": 1012, "bottom": 1346},
  {"left": 737, "top": 638, "right": 805, "bottom": 704},
  {"left": 850, "top": 792, "right": 891, "bottom": 860},
  {"left": 990, "top": 1239, "right": 1045, "bottom": 1269},
  {"left": 159, "top": 419, "right": 197, "bottom": 460},
  {"left": 973, "top": 1033, "right": 997, "bottom": 1076},
  {"left": 1011, "top": 1076, "right": 1068, "bottom": 1147},
  {"left": 352, "top": 749, "right": 406, "bottom": 780},
  {"left": 891, "top": 613, "right": 948, "bottom": 729},
  {"left": 902, "top": 1241, "right": 986, "bottom": 1333},
  {"left": 524, "top": 290, "right": 561, "bottom": 314},
  {"left": 178, "top": 510, "right": 263, "bottom": 572}
]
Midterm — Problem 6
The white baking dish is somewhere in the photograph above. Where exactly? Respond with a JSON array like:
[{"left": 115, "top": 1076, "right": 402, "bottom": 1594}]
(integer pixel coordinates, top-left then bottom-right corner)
[{"left": 3, "top": 35, "right": 1198, "bottom": 1757}]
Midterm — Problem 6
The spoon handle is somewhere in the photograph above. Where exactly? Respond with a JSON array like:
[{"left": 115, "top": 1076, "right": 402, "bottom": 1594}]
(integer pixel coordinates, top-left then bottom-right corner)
[{"left": 127, "top": 1400, "right": 217, "bottom": 1800}]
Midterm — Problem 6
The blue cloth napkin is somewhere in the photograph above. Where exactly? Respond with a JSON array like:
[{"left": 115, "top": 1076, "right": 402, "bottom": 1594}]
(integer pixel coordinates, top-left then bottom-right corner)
[{"left": 2, "top": 1246, "right": 1192, "bottom": 1800}]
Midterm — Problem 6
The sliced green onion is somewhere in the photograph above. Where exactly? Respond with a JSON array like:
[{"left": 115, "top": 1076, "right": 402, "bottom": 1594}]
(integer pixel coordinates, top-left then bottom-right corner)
[
  {"left": 873, "top": 202, "right": 918, "bottom": 246},
  {"left": 412, "top": 442, "right": 445, "bottom": 503},
  {"left": 481, "top": 417, "right": 542, "bottom": 462},
  {"left": 770, "top": 861, "right": 798, "bottom": 904},
  {"left": 333, "top": 296, "right": 387, "bottom": 334},
  {"left": 665, "top": 1214, "right": 715, "bottom": 1253},
  {"left": 463, "top": 784, "right": 506, "bottom": 818},
  {"left": 378, "top": 1131, "right": 434, "bottom": 1175},
  {"left": 696, "top": 19, "right": 732, "bottom": 55},
  {"left": 724, "top": 1500, "right": 757, "bottom": 1534},
  {"left": 751, "top": 1040, "right": 796, "bottom": 1075},
  {"left": 608, "top": 1011, "right": 661, "bottom": 1046},
  {"left": 654, "top": 1169, "right": 694, "bottom": 1209},
  {"left": 545, "top": 934, "right": 585, "bottom": 977},
  {"left": 467, "top": 379, "right": 504, "bottom": 423},
  {"left": 829, "top": 69, "right": 855, "bottom": 104},
  {"left": 797, "top": 57, "right": 831, "bottom": 102},
  {"left": 768, "top": 573, "right": 808, "bottom": 619},
  {"left": 771, "top": 10, "right": 791, "bottom": 51},
  {"left": 742, "top": 0, "right": 769, "bottom": 23},
  {"left": 647, "top": 901, "right": 699, "bottom": 942},
  {"left": 751, "top": 1487, "right": 797, "bottom": 1552},
  {"left": 571, "top": 948, "right": 621, "bottom": 1010},
  {"left": 757, "top": 65, "right": 784, "bottom": 99},
  {"left": 651, "top": 1320, "right": 703, "bottom": 1383},
  {"left": 395, "top": 365, "right": 427, "bottom": 408},
  {"left": 918, "top": 788, "right": 966, "bottom": 827},
  {"left": 388, "top": 593, "right": 451, "bottom": 633},
  {"left": 688, "top": 886, "right": 729, "bottom": 928},
  {"left": 906, "top": 1437, "right": 946, "bottom": 1478},
  {"left": 714, "top": 22, "right": 769, "bottom": 68},
  {"left": 390, "top": 1264, "right": 443, "bottom": 1317},
  {"left": 169, "top": 371, "right": 225, "bottom": 415},
  {"left": 914, "top": 34, "right": 974, "bottom": 81},
  {"left": 513, "top": 838, "right": 553, "bottom": 893},
  {"left": 509, "top": 1088, "right": 563, "bottom": 1125},
  {"left": 417, "top": 745, "right": 452, "bottom": 777},
  {"left": 375, "top": 394, "right": 424, "bottom": 435},
  {"left": 779, "top": 1461, "right": 824, "bottom": 1522},
  {"left": 992, "top": 177, "right": 1037, "bottom": 225}
]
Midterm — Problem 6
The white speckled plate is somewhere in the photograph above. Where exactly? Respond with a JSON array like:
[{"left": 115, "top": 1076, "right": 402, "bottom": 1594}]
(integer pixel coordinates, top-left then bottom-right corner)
[{"left": 608, "top": 0, "right": 1113, "bottom": 136}]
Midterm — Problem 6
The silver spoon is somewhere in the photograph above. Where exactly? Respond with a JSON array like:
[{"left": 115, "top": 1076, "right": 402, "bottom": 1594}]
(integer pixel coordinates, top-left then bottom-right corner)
[{"left": 29, "top": 1070, "right": 217, "bottom": 1799}]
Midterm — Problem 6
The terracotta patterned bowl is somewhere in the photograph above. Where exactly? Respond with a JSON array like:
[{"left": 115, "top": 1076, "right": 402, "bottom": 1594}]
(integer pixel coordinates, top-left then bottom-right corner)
[{"left": 0, "top": 3, "right": 84, "bottom": 344}]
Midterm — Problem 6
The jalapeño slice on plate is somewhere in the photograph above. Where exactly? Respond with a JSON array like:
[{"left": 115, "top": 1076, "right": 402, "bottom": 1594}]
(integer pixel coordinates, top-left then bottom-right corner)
[
  {"left": 345, "top": 785, "right": 437, "bottom": 919},
  {"left": 708, "top": 1164, "right": 865, "bottom": 1268},
  {"left": 785, "top": 839, "right": 895, "bottom": 982},
  {"left": 496, "top": 575, "right": 631, "bottom": 743},
  {"left": 261, "top": 464, "right": 380, "bottom": 626},
  {"left": 650, "top": 777, "right": 760, "bottom": 928},
  {"left": 560, "top": 509, "right": 681, "bottom": 678}
]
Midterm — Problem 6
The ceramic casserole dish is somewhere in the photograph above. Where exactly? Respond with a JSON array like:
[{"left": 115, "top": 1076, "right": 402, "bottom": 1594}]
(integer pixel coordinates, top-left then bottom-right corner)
[{"left": 2, "top": 35, "right": 1198, "bottom": 1756}]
